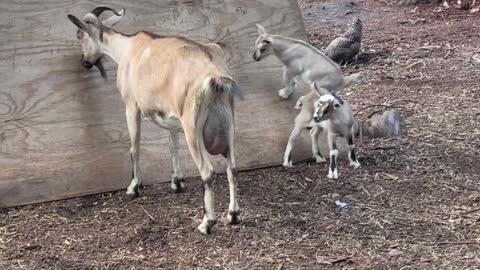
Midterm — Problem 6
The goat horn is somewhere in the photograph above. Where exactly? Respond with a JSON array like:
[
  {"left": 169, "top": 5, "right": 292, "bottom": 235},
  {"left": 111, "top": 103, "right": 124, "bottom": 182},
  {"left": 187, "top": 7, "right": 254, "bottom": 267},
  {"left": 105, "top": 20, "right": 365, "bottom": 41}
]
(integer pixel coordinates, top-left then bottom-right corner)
[{"left": 91, "top": 6, "right": 122, "bottom": 17}]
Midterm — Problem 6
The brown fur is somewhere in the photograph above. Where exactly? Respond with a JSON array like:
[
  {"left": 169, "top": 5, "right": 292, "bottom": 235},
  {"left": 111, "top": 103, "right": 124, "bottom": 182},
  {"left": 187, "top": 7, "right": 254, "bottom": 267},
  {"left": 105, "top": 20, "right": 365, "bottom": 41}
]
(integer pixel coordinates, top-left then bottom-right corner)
[{"left": 116, "top": 33, "right": 228, "bottom": 121}]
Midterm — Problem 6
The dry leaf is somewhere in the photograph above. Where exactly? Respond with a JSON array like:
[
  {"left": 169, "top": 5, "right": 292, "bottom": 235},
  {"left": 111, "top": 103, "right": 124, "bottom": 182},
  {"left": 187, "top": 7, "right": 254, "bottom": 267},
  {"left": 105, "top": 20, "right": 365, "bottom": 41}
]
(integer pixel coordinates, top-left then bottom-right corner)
[
  {"left": 324, "top": 224, "right": 335, "bottom": 230},
  {"left": 383, "top": 173, "right": 399, "bottom": 180}
]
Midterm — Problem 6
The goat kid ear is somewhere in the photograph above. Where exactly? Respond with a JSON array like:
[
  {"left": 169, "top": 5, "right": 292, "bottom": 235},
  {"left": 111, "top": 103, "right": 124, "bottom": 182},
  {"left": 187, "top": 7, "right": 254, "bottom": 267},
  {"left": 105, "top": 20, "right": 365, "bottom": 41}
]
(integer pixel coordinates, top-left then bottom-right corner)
[
  {"left": 68, "top": 15, "right": 88, "bottom": 32},
  {"left": 102, "top": 8, "right": 125, "bottom": 27},
  {"left": 256, "top": 24, "right": 267, "bottom": 35},
  {"left": 294, "top": 96, "right": 304, "bottom": 109}
]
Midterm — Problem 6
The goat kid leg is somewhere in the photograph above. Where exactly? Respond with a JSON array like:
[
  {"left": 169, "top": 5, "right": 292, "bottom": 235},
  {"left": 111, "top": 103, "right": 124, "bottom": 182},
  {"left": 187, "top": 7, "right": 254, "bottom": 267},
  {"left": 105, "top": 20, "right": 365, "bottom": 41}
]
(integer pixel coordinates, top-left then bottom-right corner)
[
  {"left": 278, "top": 67, "right": 298, "bottom": 99},
  {"left": 125, "top": 105, "right": 143, "bottom": 197},
  {"left": 327, "top": 132, "right": 339, "bottom": 179},
  {"left": 347, "top": 135, "right": 360, "bottom": 169},
  {"left": 283, "top": 126, "right": 303, "bottom": 168},
  {"left": 310, "top": 125, "right": 326, "bottom": 163},
  {"left": 184, "top": 128, "right": 217, "bottom": 234},
  {"left": 283, "top": 114, "right": 311, "bottom": 167},
  {"left": 169, "top": 130, "right": 185, "bottom": 193}
]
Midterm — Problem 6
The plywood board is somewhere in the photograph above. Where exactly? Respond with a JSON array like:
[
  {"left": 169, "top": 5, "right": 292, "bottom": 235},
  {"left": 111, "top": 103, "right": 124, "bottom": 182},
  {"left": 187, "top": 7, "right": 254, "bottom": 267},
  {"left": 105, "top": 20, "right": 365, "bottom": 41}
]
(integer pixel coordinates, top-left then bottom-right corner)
[{"left": 0, "top": 0, "right": 312, "bottom": 207}]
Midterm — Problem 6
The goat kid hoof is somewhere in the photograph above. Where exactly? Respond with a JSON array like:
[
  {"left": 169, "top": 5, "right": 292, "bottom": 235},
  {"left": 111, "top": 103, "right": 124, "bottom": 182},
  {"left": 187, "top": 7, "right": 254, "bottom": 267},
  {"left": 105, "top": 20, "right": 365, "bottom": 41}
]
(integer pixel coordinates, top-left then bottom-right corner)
[
  {"left": 171, "top": 177, "right": 186, "bottom": 193},
  {"left": 315, "top": 156, "right": 327, "bottom": 163},
  {"left": 278, "top": 88, "right": 291, "bottom": 99},
  {"left": 227, "top": 210, "right": 241, "bottom": 225},
  {"left": 327, "top": 171, "right": 339, "bottom": 180},
  {"left": 350, "top": 161, "right": 361, "bottom": 169},
  {"left": 197, "top": 218, "right": 217, "bottom": 235}
]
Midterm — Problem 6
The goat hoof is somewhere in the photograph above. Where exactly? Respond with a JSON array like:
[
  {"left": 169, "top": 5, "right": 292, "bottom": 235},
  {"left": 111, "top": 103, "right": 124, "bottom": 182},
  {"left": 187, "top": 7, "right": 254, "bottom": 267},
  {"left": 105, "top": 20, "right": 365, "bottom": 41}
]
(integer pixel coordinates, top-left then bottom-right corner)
[
  {"left": 227, "top": 210, "right": 241, "bottom": 225},
  {"left": 171, "top": 177, "right": 186, "bottom": 193},
  {"left": 315, "top": 156, "right": 326, "bottom": 163},
  {"left": 282, "top": 162, "right": 293, "bottom": 168},
  {"left": 126, "top": 183, "right": 144, "bottom": 198},
  {"left": 198, "top": 217, "right": 217, "bottom": 235},
  {"left": 134, "top": 184, "right": 144, "bottom": 197}
]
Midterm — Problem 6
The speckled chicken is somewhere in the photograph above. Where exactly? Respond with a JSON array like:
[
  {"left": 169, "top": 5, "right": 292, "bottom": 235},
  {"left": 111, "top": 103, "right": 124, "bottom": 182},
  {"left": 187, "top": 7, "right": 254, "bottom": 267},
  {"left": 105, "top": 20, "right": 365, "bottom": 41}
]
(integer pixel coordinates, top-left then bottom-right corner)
[{"left": 324, "top": 17, "right": 363, "bottom": 64}]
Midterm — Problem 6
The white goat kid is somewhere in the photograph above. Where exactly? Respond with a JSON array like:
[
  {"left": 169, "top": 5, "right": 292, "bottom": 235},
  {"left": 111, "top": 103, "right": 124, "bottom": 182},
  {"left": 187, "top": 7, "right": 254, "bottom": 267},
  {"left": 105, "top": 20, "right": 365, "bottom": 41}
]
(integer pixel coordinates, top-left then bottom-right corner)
[
  {"left": 253, "top": 24, "right": 364, "bottom": 99},
  {"left": 67, "top": 6, "right": 241, "bottom": 234},
  {"left": 283, "top": 88, "right": 360, "bottom": 179}
]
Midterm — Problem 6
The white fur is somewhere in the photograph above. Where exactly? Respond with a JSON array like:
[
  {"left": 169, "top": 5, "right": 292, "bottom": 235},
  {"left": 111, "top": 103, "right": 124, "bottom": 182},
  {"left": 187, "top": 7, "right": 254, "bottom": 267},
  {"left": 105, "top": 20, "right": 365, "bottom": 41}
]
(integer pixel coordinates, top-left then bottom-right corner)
[
  {"left": 327, "top": 169, "right": 339, "bottom": 179},
  {"left": 349, "top": 160, "right": 361, "bottom": 169},
  {"left": 198, "top": 216, "right": 210, "bottom": 234},
  {"left": 126, "top": 178, "right": 140, "bottom": 195},
  {"left": 319, "top": 94, "right": 335, "bottom": 102}
]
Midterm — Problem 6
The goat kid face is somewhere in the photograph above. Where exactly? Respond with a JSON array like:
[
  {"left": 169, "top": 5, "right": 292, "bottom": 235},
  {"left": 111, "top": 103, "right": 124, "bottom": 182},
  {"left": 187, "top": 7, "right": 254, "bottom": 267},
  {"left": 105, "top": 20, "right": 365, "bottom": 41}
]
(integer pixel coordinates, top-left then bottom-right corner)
[
  {"left": 253, "top": 24, "right": 273, "bottom": 61},
  {"left": 313, "top": 98, "right": 341, "bottom": 123}
]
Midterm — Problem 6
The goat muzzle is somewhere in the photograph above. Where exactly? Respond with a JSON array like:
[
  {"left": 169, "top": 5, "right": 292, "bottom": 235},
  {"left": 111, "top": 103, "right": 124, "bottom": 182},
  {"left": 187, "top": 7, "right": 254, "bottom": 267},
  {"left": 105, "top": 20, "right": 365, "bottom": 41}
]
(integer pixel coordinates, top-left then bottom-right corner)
[
  {"left": 81, "top": 55, "right": 94, "bottom": 69},
  {"left": 253, "top": 52, "right": 261, "bottom": 61},
  {"left": 80, "top": 55, "right": 107, "bottom": 79}
]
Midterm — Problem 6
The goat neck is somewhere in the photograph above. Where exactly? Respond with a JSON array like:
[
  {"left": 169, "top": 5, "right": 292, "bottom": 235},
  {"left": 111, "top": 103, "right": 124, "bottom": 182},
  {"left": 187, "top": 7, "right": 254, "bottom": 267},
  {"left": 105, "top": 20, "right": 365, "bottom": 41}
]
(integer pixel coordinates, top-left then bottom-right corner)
[
  {"left": 270, "top": 35, "right": 300, "bottom": 63},
  {"left": 99, "top": 30, "right": 132, "bottom": 63}
]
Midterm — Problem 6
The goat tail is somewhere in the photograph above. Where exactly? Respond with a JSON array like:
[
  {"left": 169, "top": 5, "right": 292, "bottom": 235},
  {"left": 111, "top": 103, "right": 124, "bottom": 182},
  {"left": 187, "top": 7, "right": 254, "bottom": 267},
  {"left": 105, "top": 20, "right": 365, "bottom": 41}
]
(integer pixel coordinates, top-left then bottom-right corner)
[{"left": 339, "top": 73, "right": 366, "bottom": 91}]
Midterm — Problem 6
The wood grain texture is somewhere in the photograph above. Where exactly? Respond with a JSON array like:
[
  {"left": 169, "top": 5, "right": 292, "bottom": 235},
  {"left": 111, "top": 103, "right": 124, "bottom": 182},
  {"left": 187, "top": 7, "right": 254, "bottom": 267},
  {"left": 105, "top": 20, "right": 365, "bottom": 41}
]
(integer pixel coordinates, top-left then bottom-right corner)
[{"left": 0, "top": 0, "right": 313, "bottom": 207}]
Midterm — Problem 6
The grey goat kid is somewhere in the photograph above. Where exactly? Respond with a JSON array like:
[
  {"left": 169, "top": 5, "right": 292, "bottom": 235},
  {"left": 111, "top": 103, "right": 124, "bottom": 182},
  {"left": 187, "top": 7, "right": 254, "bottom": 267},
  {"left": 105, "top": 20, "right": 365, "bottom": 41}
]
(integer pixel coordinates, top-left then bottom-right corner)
[
  {"left": 283, "top": 88, "right": 360, "bottom": 179},
  {"left": 324, "top": 17, "right": 363, "bottom": 65},
  {"left": 253, "top": 24, "right": 364, "bottom": 99}
]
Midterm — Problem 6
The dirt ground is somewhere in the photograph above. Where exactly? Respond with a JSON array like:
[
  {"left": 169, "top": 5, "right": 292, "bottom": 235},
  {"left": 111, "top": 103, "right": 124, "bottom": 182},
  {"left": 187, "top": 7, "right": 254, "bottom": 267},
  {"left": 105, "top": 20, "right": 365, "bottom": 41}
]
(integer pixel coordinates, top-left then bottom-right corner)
[{"left": 1, "top": 1, "right": 480, "bottom": 269}]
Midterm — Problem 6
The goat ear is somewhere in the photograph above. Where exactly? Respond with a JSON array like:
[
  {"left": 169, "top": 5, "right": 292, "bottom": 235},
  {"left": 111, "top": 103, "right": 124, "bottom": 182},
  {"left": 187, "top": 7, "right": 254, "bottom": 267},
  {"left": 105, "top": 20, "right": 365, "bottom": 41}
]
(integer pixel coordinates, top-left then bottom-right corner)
[
  {"left": 102, "top": 8, "right": 125, "bottom": 27},
  {"left": 68, "top": 15, "right": 88, "bottom": 32},
  {"left": 312, "top": 84, "right": 330, "bottom": 97},
  {"left": 256, "top": 24, "right": 267, "bottom": 35}
]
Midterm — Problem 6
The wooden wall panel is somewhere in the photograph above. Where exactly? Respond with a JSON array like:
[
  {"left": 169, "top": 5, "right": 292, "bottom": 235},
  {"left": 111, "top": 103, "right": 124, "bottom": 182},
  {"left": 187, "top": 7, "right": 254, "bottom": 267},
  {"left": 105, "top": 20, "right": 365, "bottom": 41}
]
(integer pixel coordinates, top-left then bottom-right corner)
[{"left": 0, "top": 0, "right": 311, "bottom": 207}]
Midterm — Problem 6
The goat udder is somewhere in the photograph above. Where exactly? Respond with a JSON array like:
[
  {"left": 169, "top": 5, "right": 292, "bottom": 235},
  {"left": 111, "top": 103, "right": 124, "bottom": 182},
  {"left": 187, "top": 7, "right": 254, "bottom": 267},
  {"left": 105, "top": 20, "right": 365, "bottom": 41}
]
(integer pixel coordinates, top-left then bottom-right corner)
[
  {"left": 204, "top": 134, "right": 228, "bottom": 157},
  {"left": 203, "top": 108, "right": 229, "bottom": 157}
]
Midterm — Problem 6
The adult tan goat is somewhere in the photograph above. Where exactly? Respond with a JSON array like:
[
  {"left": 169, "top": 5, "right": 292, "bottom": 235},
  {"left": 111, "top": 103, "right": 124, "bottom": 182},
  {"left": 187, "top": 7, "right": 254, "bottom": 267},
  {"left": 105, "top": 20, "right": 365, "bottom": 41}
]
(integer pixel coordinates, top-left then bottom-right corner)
[{"left": 67, "top": 6, "right": 242, "bottom": 234}]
